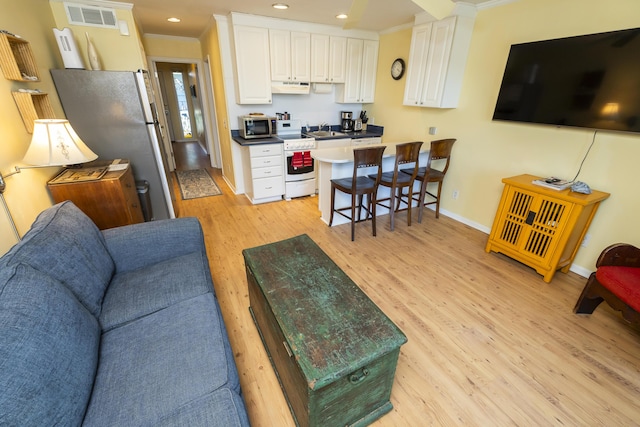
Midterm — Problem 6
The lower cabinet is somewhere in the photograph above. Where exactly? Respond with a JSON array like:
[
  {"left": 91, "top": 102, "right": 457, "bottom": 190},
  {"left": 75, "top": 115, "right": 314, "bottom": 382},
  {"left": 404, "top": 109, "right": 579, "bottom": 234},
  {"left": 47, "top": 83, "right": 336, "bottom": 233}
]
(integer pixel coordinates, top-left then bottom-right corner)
[
  {"left": 47, "top": 162, "right": 144, "bottom": 230},
  {"left": 485, "top": 174, "right": 610, "bottom": 282},
  {"left": 241, "top": 144, "right": 284, "bottom": 204}
]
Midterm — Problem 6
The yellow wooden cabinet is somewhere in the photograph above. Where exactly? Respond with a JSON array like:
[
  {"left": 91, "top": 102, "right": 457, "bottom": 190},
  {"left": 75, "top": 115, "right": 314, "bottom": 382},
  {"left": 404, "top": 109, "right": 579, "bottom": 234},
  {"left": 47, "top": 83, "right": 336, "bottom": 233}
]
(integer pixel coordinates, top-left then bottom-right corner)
[{"left": 485, "top": 174, "right": 610, "bottom": 282}]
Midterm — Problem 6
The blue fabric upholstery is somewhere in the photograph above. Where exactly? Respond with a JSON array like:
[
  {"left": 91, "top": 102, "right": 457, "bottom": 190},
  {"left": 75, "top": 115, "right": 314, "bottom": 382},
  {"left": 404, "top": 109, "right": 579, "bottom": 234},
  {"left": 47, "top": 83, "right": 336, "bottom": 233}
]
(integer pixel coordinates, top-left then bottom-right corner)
[
  {"left": 84, "top": 293, "right": 241, "bottom": 425},
  {"left": 99, "top": 251, "right": 212, "bottom": 331},
  {"left": 1, "top": 201, "right": 114, "bottom": 316},
  {"left": 0, "top": 263, "right": 100, "bottom": 426},
  {"left": 0, "top": 202, "right": 250, "bottom": 426}
]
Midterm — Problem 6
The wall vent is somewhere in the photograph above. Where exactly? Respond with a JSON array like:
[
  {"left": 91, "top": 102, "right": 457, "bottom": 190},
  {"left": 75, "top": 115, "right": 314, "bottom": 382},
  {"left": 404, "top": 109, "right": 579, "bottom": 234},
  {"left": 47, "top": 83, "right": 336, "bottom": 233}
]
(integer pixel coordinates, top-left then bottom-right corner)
[{"left": 64, "top": 2, "right": 118, "bottom": 29}]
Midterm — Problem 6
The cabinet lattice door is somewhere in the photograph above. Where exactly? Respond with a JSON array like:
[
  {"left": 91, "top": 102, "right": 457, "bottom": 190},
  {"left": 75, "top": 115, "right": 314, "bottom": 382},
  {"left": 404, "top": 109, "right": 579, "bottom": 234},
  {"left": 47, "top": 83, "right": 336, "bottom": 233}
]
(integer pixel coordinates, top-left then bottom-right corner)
[
  {"left": 496, "top": 187, "right": 570, "bottom": 263},
  {"left": 486, "top": 175, "right": 609, "bottom": 282}
]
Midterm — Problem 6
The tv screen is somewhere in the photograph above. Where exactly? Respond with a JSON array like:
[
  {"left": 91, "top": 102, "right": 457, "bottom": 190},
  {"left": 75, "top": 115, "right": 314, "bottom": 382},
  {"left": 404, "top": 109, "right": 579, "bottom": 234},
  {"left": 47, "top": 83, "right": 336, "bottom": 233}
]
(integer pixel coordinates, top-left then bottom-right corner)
[{"left": 493, "top": 27, "right": 640, "bottom": 134}]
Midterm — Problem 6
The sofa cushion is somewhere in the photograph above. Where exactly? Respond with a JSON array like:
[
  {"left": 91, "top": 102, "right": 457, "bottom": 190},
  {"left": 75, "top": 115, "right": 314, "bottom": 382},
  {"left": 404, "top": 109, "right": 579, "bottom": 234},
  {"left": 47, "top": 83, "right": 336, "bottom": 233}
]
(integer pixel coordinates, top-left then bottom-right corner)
[
  {"left": 99, "top": 251, "right": 213, "bottom": 331},
  {"left": 84, "top": 293, "right": 241, "bottom": 426},
  {"left": 596, "top": 266, "right": 640, "bottom": 312},
  {"left": 156, "top": 389, "right": 251, "bottom": 427},
  {"left": 2, "top": 201, "right": 114, "bottom": 317},
  {"left": 0, "top": 263, "right": 100, "bottom": 426}
]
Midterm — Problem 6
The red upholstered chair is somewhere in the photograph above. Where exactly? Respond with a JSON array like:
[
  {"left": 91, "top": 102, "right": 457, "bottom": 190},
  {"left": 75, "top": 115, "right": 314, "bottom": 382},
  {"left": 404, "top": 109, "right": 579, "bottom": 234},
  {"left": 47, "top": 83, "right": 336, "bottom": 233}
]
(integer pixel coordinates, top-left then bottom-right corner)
[{"left": 574, "top": 243, "right": 640, "bottom": 326}]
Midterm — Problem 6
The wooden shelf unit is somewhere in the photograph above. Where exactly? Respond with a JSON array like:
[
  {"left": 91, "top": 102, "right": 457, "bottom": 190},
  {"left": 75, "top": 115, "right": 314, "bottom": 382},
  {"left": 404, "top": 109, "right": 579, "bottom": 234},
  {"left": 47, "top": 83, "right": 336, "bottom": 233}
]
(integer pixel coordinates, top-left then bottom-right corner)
[
  {"left": 485, "top": 174, "right": 610, "bottom": 282},
  {"left": 0, "top": 33, "right": 40, "bottom": 81},
  {"left": 12, "top": 91, "right": 55, "bottom": 133}
]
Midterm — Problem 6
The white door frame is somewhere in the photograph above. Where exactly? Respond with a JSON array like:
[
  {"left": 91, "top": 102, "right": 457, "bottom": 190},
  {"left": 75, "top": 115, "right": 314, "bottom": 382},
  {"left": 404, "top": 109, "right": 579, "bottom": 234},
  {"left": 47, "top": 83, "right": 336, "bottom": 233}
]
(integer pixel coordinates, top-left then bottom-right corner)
[{"left": 148, "top": 56, "right": 221, "bottom": 168}]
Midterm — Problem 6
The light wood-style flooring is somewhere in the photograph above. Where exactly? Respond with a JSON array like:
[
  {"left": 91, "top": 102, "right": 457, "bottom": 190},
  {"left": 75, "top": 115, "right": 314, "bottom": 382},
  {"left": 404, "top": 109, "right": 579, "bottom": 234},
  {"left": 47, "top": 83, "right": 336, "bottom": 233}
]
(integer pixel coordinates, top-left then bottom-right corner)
[{"left": 171, "top": 141, "right": 640, "bottom": 426}]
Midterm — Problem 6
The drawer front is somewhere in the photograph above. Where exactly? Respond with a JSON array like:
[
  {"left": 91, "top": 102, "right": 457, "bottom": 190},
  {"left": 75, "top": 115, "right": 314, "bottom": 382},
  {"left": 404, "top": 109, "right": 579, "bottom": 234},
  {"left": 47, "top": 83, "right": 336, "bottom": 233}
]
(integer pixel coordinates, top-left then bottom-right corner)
[
  {"left": 254, "top": 176, "right": 284, "bottom": 198},
  {"left": 252, "top": 165, "right": 282, "bottom": 179},
  {"left": 250, "top": 144, "right": 282, "bottom": 157},
  {"left": 251, "top": 155, "right": 282, "bottom": 169}
]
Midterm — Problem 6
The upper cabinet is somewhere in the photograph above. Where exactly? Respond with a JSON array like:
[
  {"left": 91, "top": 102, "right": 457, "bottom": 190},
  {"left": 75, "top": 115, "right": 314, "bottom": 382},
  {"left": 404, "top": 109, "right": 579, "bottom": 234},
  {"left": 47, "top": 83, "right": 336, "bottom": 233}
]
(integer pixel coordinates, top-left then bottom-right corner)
[
  {"left": 233, "top": 25, "right": 272, "bottom": 104},
  {"left": 335, "top": 39, "right": 378, "bottom": 103},
  {"left": 310, "top": 34, "right": 347, "bottom": 83},
  {"left": 270, "top": 30, "right": 310, "bottom": 82},
  {"left": 403, "top": 12, "right": 475, "bottom": 108}
]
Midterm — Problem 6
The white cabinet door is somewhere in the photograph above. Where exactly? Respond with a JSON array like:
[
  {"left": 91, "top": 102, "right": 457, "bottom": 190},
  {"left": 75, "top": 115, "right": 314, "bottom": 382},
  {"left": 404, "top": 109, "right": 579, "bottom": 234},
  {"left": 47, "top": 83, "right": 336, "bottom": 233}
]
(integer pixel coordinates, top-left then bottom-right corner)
[
  {"left": 403, "top": 15, "right": 474, "bottom": 108},
  {"left": 310, "top": 34, "right": 330, "bottom": 83},
  {"left": 291, "top": 31, "right": 311, "bottom": 82},
  {"left": 234, "top": 25, "right": 272, "bottom": 104},
  {"left": 270, "top": 30, "right": 310, "bottom": 82},
  {"left": 403, "top": 23, "right": 432, "bottom": 107},
  {"left": 329, "top": 36, "right": 347, "bottom": 83},
  {"left": 359, "top": 40, "right": 379, "bottom": 103},
  {"left": 269, "top": 29, "right": 291, "bottom": 81},
  {"left": 336, "top": 38, "right": 379, "bottom": 103}
]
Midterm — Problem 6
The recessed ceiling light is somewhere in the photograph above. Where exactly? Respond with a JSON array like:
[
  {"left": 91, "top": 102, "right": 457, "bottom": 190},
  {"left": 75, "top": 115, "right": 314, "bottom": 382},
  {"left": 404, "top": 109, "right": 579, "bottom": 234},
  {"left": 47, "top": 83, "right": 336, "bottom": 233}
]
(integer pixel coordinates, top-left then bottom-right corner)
[
  {"left": 167, "top": 17, "right": 181, "bottom": 23},
  {"left": 336, "top": 14, "right": 348, "bottom": 20},
  {"left": 272, "top": 3, "right": 289, "bottom": 9}
]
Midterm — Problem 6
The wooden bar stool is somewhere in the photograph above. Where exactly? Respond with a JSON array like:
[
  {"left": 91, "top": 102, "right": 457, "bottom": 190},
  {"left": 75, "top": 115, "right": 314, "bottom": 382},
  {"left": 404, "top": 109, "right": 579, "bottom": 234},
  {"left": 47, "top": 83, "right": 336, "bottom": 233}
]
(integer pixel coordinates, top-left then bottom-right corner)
[
  {"left": 329, "top": 145, "right": 386, "bottom": 241},
  {"left": 400, "top": 138, "right": 456, "bottom": 223},
  {"left": 369, "top": 141, "right": 422, "bottom": 231}
]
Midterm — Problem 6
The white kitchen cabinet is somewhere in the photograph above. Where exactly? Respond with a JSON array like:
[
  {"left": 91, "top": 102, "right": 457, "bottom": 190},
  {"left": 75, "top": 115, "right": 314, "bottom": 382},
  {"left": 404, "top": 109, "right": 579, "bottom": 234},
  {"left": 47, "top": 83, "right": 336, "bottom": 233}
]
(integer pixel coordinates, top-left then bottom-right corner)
[
  {"left": 336, "top": 38, "right": 378, "bottom": 103},
  {"left": 233, "top": 25, "right": 272, "bottom": 104},
  {"left": 311, "top": 35, "right": 347, "bottom": 83},
  {"left": 403, "top": 14, "right": 474, "bottom": 108},
  {"left": 242, "top": 144, "right": 284, "bottom": 204},
  {"left": 270, "top": 29, "right": 310, "bottom": 82}
]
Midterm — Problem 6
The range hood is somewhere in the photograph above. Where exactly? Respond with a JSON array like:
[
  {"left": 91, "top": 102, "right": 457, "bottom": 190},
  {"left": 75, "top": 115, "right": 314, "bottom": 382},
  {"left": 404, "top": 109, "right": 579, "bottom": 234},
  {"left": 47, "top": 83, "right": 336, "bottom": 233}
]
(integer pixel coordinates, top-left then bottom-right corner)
[{"left": 271, "top": 81, "right": 310, "bottom": 94}]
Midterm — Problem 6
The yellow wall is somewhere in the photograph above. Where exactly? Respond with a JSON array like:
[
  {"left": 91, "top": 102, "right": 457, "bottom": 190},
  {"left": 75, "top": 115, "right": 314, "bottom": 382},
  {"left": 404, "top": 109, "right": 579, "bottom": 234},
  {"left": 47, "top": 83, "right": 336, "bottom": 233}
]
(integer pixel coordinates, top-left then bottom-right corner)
[
  {"left": 49, "top": 2, "right": 145, "bottom": 71},
  {"left": 143, "top": 35, "right": 202, "bottom": 59},
  {"left": 200, "top": 18, "right": 235, "bottom": 187},
  {"left": 369, "top": 0, "right": 640, "bottom": 271},
  {"left": 0, "top": 0, "right": 64, "bottom": 253}
]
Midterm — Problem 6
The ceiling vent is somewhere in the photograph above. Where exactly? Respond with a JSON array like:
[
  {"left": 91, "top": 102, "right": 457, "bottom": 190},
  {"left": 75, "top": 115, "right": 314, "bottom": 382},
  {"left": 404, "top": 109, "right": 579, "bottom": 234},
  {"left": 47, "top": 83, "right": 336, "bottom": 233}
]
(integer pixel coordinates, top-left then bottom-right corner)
[{"left": 64, "top": 2, "right": 118, "bottom": 29}]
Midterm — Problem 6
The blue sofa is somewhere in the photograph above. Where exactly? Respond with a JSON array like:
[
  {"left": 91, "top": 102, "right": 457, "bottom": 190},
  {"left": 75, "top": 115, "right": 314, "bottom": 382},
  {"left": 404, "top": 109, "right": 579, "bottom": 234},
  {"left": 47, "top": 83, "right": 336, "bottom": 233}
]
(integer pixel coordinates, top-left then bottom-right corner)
[{"left": 0, "top": 201, "right": 250, "bottom": 426}]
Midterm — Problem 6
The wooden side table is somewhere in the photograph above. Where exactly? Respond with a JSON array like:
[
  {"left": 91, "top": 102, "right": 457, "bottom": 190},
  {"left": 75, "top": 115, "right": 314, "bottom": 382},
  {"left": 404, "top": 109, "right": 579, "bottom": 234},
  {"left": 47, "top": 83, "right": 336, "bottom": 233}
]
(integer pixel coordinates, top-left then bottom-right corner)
[
  {"left": 47, "top": 160, "right": 144, "bottom": 230},
  {"left": 485, "top": 174, "right": 610, "bottom": 282}
]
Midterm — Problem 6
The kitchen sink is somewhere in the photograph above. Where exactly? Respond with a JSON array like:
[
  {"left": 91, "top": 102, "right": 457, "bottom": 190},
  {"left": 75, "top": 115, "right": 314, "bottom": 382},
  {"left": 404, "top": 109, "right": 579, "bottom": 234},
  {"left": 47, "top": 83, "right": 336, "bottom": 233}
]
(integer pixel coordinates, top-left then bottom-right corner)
[{"left": 304, "top": 130, "right": 347, "bottom": 138}]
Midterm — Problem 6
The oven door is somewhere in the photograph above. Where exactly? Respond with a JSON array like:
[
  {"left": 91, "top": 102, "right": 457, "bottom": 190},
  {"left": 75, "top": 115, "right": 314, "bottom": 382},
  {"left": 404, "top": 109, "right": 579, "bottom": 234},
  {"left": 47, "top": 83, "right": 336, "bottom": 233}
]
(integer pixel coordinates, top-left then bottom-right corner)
[{"left": 285, "top": 152, "right": 315, "bottom": 182}]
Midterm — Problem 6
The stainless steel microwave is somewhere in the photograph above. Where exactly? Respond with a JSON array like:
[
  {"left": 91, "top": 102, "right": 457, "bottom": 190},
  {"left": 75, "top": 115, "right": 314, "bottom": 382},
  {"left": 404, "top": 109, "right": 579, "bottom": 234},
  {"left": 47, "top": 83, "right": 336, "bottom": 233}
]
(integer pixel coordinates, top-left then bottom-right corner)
[{"left": 238, "top": 115, "right": 277, "bottom": 139}]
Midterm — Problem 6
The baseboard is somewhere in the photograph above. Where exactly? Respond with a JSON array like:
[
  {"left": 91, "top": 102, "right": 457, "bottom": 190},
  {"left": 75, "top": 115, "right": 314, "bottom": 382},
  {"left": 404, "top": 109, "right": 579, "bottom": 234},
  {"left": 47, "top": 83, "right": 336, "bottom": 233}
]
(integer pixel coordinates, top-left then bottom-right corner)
[{"left": 436, "top": 207, "right": 591, "bottom": 279}]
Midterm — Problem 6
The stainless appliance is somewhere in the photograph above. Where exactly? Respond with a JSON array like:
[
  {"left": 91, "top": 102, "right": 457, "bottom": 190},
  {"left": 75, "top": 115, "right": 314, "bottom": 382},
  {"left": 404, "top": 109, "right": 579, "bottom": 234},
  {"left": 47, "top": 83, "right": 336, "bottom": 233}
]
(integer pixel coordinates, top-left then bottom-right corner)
[
  {"left": 50, "top": 69, "right": 175, "bottom": 220},
  {"left": 341, "top": 111, "right": 353, "bottom": 132},
  {"left": 238, "top": 114, "right": 277, "bottom": 139},
  {"left": 278, "top": 120, "right": 317, "bottom": 200}
]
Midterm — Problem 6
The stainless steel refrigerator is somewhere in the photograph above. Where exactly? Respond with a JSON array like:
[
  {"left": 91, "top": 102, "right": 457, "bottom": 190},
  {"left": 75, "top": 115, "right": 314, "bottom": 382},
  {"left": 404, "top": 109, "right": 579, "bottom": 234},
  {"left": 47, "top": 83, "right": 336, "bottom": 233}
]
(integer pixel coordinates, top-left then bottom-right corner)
[{"left": 51, "top": 69, "right": 176, "bottom": 221}]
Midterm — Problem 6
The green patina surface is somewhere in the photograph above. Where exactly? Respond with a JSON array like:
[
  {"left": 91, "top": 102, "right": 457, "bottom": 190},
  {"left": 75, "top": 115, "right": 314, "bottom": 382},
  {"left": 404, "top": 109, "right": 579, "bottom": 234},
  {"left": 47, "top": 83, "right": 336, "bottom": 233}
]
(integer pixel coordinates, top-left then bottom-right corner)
[{"left": 243, "top": 234, "right": 407, "bottom": 391}]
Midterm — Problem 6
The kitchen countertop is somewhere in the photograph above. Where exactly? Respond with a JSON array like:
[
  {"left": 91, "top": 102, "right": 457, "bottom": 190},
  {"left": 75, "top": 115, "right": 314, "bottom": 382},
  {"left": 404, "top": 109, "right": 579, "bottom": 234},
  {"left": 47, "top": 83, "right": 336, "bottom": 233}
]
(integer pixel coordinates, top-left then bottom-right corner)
[{"left": 232, "top": 125, "right": 383, "bottom": 146}]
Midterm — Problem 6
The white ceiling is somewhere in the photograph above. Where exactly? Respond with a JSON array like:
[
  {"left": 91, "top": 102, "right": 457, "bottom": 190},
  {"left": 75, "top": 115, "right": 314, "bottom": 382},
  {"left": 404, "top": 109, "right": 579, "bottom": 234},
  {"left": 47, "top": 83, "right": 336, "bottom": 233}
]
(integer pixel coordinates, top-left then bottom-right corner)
[{"left": 117, "top": 0, "right": 505, "bottom": 39}]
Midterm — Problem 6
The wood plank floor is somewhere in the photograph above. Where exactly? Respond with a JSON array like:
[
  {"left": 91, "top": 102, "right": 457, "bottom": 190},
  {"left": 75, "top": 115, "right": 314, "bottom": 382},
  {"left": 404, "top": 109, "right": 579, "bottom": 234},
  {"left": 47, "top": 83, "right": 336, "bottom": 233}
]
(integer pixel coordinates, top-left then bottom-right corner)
[{"left": 171, "top": 142, "right": 640, "bottom": 426}]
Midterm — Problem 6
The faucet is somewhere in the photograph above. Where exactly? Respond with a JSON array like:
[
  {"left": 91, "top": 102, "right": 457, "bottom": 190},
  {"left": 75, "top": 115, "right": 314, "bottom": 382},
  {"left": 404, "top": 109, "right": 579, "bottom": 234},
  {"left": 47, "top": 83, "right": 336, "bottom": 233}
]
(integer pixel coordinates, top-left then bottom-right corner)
[{"left": 318, "top": 122, "right": 328, "bottom": 132}]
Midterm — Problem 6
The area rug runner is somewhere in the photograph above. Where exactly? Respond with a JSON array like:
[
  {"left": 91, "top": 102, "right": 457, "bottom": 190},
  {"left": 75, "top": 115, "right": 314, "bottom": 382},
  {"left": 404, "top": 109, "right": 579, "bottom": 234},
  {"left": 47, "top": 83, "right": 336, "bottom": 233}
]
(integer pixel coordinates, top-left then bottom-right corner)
[{"left": 175, "top": 169, "right": 222, "bottom": 200}]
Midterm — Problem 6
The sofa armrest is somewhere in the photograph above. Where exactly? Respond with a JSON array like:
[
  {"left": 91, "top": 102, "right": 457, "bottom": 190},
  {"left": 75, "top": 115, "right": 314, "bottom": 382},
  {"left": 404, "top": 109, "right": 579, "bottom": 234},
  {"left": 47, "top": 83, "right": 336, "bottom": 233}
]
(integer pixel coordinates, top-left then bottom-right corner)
[
  {"left": 102, "top": 217, "right": 206, "bottom": 273},
  {"left": 596, "top": 243, "right": 640, "bottom": 268}
]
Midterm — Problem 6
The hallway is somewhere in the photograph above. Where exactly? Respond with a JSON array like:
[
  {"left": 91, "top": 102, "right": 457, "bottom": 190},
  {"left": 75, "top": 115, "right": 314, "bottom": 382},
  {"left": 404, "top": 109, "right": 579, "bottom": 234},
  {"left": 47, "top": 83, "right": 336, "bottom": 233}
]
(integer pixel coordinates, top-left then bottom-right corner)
[{"left": 172, "top": 140, "right": 211, "bottom": 171}]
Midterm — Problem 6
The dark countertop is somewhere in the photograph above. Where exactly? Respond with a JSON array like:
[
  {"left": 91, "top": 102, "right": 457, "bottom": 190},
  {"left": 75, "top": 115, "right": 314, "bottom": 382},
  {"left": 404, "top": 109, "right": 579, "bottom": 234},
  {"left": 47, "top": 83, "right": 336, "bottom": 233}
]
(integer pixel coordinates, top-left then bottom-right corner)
[{"left": 232, "top": 124, "right": 383, "bottom": 146}]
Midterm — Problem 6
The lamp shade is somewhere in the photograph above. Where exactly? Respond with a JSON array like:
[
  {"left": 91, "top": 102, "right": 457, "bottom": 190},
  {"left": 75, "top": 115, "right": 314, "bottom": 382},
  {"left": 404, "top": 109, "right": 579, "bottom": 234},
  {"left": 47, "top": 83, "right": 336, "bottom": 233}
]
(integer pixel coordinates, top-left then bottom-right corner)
[{"left": 22, "top": 119, "right": 98, "bottom": 166}]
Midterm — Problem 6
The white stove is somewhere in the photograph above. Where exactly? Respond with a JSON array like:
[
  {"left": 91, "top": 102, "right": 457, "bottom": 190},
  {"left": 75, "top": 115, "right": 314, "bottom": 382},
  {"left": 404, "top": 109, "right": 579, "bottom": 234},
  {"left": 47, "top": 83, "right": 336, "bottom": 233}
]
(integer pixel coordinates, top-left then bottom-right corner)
[{"left": 277, "top": 120, "right": 317, "bottom": 200}]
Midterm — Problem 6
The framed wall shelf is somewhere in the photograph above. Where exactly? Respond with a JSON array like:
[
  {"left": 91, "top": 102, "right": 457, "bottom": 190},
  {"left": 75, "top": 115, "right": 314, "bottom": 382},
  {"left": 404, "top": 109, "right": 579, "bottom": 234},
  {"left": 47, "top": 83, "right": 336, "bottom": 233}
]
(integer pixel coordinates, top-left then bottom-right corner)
[
  {"left": 0, "top": 33, "right": 40, "bottom": 81},
  {"left": 12, "top": 91, "right": 55, "bottom": 133}
]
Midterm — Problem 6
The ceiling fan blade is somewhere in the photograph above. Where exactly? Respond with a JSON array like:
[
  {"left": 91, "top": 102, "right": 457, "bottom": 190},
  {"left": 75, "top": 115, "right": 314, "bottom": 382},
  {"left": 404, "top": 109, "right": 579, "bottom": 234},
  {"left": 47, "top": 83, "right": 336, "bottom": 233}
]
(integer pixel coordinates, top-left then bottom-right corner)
[
  {"left": 410, "top": 0, "right": 456, "bottom": 20},
  {"left": 343, "top": 0, "right": 368, "bottom": 29}
]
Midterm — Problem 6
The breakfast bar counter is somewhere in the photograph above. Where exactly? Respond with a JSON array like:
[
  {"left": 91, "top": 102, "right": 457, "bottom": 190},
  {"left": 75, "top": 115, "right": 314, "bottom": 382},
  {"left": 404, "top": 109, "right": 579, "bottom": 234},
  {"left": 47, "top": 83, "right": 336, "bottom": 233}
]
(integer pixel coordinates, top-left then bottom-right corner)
[{"left": 310, "top": 143, "right": 430, "bottom": 226}]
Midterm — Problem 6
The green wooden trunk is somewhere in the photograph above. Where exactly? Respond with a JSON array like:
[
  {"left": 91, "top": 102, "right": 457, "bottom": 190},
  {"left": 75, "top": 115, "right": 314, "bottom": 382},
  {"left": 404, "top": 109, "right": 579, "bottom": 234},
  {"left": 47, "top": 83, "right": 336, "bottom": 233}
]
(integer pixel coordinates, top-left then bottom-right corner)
[{"left": 243, "top": 234, "right": 407, "bottom": 427}]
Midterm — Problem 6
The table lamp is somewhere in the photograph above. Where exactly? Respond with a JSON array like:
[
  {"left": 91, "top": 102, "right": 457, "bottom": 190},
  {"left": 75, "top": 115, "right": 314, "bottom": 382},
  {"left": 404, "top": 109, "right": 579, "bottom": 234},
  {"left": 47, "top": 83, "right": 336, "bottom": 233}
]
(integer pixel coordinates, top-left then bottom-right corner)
[{"left": 0, "top": 119, "right": 98, "bottom": 241}]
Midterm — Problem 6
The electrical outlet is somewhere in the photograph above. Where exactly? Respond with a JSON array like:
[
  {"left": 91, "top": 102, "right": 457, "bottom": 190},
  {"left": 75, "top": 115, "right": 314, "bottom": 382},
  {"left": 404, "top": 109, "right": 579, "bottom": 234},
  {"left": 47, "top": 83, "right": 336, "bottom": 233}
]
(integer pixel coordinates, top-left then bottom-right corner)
[
  {"left": 581, "top": 233, "right": 591, "bottom": 248},
  {"left": 452, "top": 190, "right": 459, "bottom": 200},
  {"left": 429, "top": 127, "right": 437, "bottom": 135}
]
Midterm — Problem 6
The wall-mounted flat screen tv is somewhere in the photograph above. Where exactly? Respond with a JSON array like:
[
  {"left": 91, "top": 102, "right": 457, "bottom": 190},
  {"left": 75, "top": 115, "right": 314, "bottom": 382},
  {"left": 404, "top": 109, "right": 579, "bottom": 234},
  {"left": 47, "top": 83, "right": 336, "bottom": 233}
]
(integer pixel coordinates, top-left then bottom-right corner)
[{"left": 493, "top": 27, "right": 640, "bottom": 134}]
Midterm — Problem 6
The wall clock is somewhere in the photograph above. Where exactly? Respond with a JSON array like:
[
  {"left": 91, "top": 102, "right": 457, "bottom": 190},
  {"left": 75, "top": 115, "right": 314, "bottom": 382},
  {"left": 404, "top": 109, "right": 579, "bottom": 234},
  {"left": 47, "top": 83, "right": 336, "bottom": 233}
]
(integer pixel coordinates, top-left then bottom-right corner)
[{"left": 391, "top": 58, "right": 405, "bottom": 80}]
